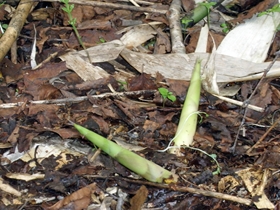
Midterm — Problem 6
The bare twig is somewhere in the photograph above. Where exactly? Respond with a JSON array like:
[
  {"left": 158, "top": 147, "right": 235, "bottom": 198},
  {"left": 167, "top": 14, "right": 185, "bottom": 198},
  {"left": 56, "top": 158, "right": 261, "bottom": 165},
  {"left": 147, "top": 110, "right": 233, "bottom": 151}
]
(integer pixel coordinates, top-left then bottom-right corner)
[
  {"left": 88, "top": 148, "right": 102, "bottom": 163},
  {"left": 85, "top": 175, "right": 253, "bottom": 206},
  {"left": 41, "top": 0, "right": 167, "bottom": 14},
  {"left": 213, "top": 94, "right": 264, "bottom": 112},
  {"left": 118, "top": 0, "right": 154, "bottom": 5},
  {"left": 0, "top": 90, "right": 156, "bottom": 108},
  {"left": 231, "top": 51, "right": 280, "bottom": 153}
]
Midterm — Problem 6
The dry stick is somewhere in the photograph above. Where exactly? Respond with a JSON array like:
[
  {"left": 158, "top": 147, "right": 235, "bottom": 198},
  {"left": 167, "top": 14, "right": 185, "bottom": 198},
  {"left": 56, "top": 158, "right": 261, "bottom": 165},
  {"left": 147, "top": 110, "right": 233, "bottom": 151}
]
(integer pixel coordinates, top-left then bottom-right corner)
[
  {"left": 0, "top": 90, "right": 157, "bottom": 108},
  {"left": 0, "top": 0, "right": 35, "bottom": 63},
  {"left": 213, "top": 95, "right": 264, "bottom": 112},
  {"left": 86, "top": 175, "right": 252, "bottom": 206},
  {"left": 43, "top": 0, "right": 167, "bottom": 14},
  {"left": 231, "top": 51, "right": 280, "bottom": 153},
  {"left": 89, "top": 148, "right": 102, "bottom": 163},
  {"left": 33, "top": 52, "right": 58, "bottom": 70},
  {"left": 119, "top": 0, "right": 154, "bottom": 5}
]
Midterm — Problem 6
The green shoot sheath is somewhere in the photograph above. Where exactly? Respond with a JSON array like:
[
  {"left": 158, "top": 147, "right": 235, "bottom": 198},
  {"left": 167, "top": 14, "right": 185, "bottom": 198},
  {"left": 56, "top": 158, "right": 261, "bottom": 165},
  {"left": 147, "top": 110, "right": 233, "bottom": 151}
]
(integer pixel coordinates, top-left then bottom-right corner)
[{"left": 74, "top": 123, "right": 178, "bottom": 183}]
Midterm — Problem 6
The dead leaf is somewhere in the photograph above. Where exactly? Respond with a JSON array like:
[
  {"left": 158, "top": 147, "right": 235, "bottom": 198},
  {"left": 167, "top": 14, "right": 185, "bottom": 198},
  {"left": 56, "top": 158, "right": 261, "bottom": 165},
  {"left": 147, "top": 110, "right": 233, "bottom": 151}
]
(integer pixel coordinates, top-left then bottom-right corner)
[
  {"left": 46, "top": 183, "right": 98, "bottom": 210},
  {"left": 121, "top": 48, "right": 280, "bottom": 82},
  {"left": 128, "top": 73, "right": 157, "bottom": 91},
  {"left": 218, "top": 176, "right": 240, "bottom": 193},
  {"left": 60, "top": 53, "right": 109, "bottom": 81},
  {"left": 130, "top": 185, "right": 148, "bottom": 210},
  {"left": 236, "top": 167, "right": 274, "bottom": 209},
  {"left": 218, "top": 4, "right": 280, "bottom": 63}
]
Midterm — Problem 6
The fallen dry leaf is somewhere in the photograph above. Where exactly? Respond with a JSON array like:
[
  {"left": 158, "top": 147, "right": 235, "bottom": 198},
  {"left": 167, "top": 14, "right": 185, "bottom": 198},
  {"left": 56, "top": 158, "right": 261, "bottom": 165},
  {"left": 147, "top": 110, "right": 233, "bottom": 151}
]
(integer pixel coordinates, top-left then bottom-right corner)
[
  {"left": 45, "top": 183, "right": 98, "bottom": 210},
  {"left": 130, "top": 185, "right": 149, "bottom": 210}
]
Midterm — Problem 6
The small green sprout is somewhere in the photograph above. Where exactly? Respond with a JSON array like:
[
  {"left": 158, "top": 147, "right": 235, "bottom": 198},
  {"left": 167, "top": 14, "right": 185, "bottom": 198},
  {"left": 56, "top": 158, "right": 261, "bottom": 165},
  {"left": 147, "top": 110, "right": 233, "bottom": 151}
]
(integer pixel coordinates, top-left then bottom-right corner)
[
  {"left": 199, "top": 1, "right": 216, "bottom": 12},
  {"left": 188, "top": 146, "right": 221, "bottom": 175},
  {"left": 181, "top": 18, "right": 193, "bottom": 27},
  {"left": 60, "top": 0, "right": 76, "bottom": 27},
  {"left": 60, "top": 0, "right": 91, "bottom": 62},
  {"left": 158, "top": 87, "right": 176, "bottom": 107},
  {"left": 258, "top": 3, "right": 280, "bottom": 31},
  {"left": 209, "top": 153, "right": 221, "bottom": 175},
  {"left": 258, "top": 3, "right": 280, "bottom": 17},
  {"left": 99, "top": 37, "right": 106, "bottom": 43},
  {"left": 199, "top": 1, "right": 216, "bottom": 25},
  {"left": 117, "top": 80, "right": 127, "bottom": 91},
  {"left": 143, "top": 38, "right": 156, "bottom": 49},
  {"left": 220, "top": 22, "right": 230, "bottom": 33}
]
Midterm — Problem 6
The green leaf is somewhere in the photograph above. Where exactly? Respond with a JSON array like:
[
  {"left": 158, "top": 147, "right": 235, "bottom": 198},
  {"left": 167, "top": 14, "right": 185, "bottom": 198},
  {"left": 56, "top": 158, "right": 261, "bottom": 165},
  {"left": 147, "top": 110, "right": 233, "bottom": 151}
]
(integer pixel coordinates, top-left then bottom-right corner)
[
  {"left": 69, "top": 18, "right": 77, "bottom": 26},
  {"left": 117, "top": 80, "right": 127, "bottom": 85},
  {"left": 272, "top": 4, "right": 280, "bottom": 10},
  {"left": 65, "top": 5, "right": 71, "bottom": 12},
  {"left": 274, "top": 7, "right": 280, "bottom": 12},
  {"left": 181, "top": 17, "right": 193, "bottom": 26},
  {"left": 60, "top": 0, "right": 68, "bottom": 4},
  {"left": 158, "top": 87, "right": 168, "bottom": 95},
  {"left": 61, "top": 7, "right": 68, "bottom": 12},
  {"left": 258, "top": 3, "right": 280, "bottom": 16},
  {"left": 199, "top": 2, "right": 216, "bottom": 10},
  {"left": 257, "top": 11, "right": 267, "bottom": 17},
  {"left": 99, "top": 37, "right": 106, "bottom": 43},
  {"left": 69, "top": 4, "right": 74, "bottom": 12},
  {"left": 167, "top": 94, "right": 176, "bottom": 102},
  {"left": 209, "top": 153, "right": 217, "bottom": 160},
  {"left": 222, "top": 28, "right": 229, "bottom": 33},
  {"left": 2, "top": 24, "right": 8, "bottom": 30},
  {"left": 212, "top": 168, "right": 220, "bottom": 175}
]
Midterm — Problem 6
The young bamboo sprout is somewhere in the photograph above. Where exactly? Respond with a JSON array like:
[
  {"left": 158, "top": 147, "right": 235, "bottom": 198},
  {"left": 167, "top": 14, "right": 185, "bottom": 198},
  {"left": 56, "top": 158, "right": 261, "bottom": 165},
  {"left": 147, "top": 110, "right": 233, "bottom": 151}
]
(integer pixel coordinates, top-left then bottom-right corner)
[
  {"left": 169, "top": 59, "right": 201, "bottom": 155},
  {"left": 73, "top": 123, "right": 178, "bottom": 183}
]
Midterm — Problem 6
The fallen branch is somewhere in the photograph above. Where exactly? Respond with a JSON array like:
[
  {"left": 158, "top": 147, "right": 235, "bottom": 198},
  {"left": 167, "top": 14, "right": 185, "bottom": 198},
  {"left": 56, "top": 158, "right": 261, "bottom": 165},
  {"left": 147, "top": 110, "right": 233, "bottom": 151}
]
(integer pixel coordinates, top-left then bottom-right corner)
[
  {"left": 168, "top": 0, "right": 186, "bottom": 54},
  {"left": 0, "top": 0, "right": 35, "bottom": 63}
]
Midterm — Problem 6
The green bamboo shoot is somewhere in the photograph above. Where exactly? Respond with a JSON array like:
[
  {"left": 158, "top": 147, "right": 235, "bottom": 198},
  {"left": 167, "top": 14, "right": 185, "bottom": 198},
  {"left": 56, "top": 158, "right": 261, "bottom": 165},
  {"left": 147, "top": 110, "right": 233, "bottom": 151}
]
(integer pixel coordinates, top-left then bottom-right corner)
[
  {"left": 169, "top": 59, "right": 201, "bottom": 155},
  {"left": 181, "top": 2, "right": 216, "bottom": 28},
  {"left": 73, "top": 123, "right": 178, "bottom": 183}
]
